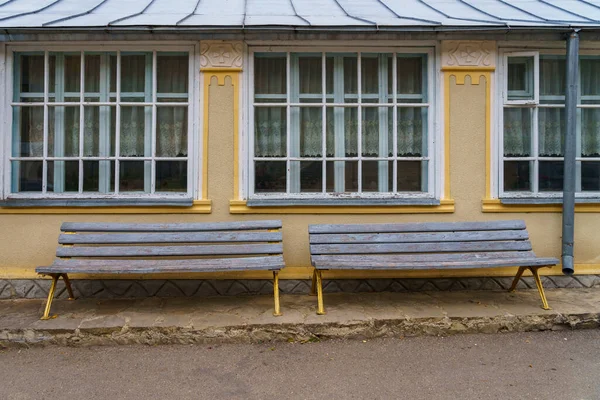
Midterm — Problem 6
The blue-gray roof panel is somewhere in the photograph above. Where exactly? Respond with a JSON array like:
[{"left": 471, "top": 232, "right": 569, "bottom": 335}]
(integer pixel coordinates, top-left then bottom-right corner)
[{"left": 0, "top": 0, "right": 598, "bottom": 28}]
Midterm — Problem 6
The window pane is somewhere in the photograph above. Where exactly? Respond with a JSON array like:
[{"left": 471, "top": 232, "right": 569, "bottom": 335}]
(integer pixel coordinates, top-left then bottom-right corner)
[
  {"left": 157, "top": 107, "right": 187, "bottom": 157},
  {"left": 84, "top": 52, "right": 117, "bottom": 102},
  {"left": 581, "top": 108, "right": 600, "bottom": 157},
  {"left": 397, "top": 161, "right": 424, "bottom": 192},
  {"left": 120, "top": 106, "right": 151, "bottom": 157},
  {"left": 326, "top": 161, "right": 358, "bottom": 193},
  {"left": 110, "top": 54, "right": 117, "bottom": 94},
  {"left": 47, "top": 53, "right": 80, "bottom": 103},
  {"left": 362, "top": 107, "right": 392, "bottom": 157},
  {"left": 343, "top": 55, "right": 358, "bottom": 103},
  {"left": 362, "top": 160, "right": 393, "bottom": 192},
  {"left": 255, "top": 107, "right": 286, "bottom": 157},
  {"left": 326, "top": 107, "right": 358, "bottom": 157},
  {"left": 539, "top": 161, "right": 563, "bottom": 192},
  {"left": 298, "top": 54, "right": 322, "bottom": 103},
  {"left": 298, "top": 161, "right": 322, "bottom": 192},
  {"left": 47, "top": 160, "right": 78, "bottom": 193},
  {"left": 397, "top": 55, "right": 426, "bottom": 103},
  {"left": 255, "top": 161, "right": 286, "bottom": 193},
  {"left": 581, "top": 57, "right": 600, "bottom": 104},
  {"left": 48, "top": 106, "right": 80, "bottom": 157},
  {"left": 538, "top": 108, "right": 564, "bottom": 157},
  {"left": 325, "top": 54, "right": 357, "bottom": 104},
  {"left": 254, "top": 53, "right": 286, "bottom": 103},
  {"left": 540, "top": 56, "right": 565, "bottom": 104},
  {"left": 83, "top": 160, "right": 115, "bottom": 193},
  {"left": 398, "top": 107, "right": 426, "bottom": 157},
  {"left": 504, "top": 161, "right": 531, "bottom": 192},
  {"left": 84, "top": 106, "right": 116, "bottom": 157},
  {"left": 504, "top": 108, "right": 532, "bottom": 157},
  {"left": 13, "top": 106, "right": 44, "bottom": 157},
  {"left": 507, "top": 56, "right": 534, "bottom": 101},
  {"left": 157, "top": 53, "right": 188, "bottom": 101},
  {"left": 156, "top": 161, "right": 187, "bottom": 192},
  {"left": 64, "top": 53, "right": 81, "bottom": 95},
  {"left": 84, "top": 54, "right": 101, "bottom": 95},
  {"left": 582, "top": 162, "right": 600, "bottom": 191},
  {"left": 121, "top": 53, "right": 151, "bottom": 100},
  {"left": 119, "top": 161, "right": 148, "bottom": 192},
  {"left": 11, "top": 160, "right": 43, "bottom": 192},
  {"left": 361, "top": 54, "right": 391, "bottom": 104},
  {"left": 295, "top": 107, "right": 321, "bottom": 157},
  {"left": 16, "top": 53, "right": 44, "bottom": 103}
]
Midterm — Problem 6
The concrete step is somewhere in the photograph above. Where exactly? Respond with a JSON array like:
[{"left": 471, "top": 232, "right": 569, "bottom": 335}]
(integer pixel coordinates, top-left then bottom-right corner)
[{"left": 1, "top": 288, "right": 599, "bottom": 347}]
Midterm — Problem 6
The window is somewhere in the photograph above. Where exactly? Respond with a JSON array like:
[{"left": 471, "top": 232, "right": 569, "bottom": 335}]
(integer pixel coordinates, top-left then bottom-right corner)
[
  {"left": 249, "top": 49, "right": 435, "bottom": 201},
  {"left": 7, "top": 48, "right": 193, "bottom": 199},
  {"left": 500, "top": 50, "right": 600, "bottom": 198}
]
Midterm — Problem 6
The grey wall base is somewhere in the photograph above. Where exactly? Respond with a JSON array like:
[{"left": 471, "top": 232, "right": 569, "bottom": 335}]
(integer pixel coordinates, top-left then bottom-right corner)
[{"left": 2, "top": 275, "right": 600, "bottom": 300}]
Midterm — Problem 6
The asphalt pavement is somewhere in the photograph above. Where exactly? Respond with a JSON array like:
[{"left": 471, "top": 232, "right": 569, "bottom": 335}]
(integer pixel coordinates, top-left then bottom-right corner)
[{"left": 1, "top": 330, "right": 599, "bottom": 400}]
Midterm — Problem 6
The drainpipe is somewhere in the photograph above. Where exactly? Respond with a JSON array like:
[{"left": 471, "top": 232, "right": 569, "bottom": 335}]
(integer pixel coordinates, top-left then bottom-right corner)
[{"left": 562, "top": 30, "right": 579, "bottom": 276}]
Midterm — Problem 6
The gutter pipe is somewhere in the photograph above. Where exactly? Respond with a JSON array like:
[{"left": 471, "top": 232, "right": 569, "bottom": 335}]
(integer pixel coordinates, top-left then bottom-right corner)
[{"left": 562, "top": 30, "right": 579, "bottom": 275}]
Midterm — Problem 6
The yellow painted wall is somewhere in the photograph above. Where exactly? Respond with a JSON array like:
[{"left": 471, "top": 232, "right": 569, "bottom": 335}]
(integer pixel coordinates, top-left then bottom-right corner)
[{"left": 1, "top": 44, "right": 600, "bottom": 280}]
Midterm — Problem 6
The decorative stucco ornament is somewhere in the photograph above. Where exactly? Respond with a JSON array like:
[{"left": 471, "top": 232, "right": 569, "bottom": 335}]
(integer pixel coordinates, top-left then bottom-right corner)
[
  {"left": 442, "top": 41, "right": 496, "bottom": 68},
  {"left": 200, "top": 41, "right": 243, "bottom": 69}
]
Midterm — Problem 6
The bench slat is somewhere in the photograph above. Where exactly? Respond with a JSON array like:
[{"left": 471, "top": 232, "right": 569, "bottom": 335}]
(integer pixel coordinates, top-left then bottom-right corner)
[
  {"left": 37, "top": 255, "right": 284, "bottom": 274},
  {"left": 309, "top": 230, "right": 529, "bottom": 244},
  {"left": 308, "top": 220, "right": 526, "bottom": 234},
  {"left": 310, "top": 240, "right": 532, "bottom": 255},
  {"left": 59, "top": 231, "right": 282, "bottom": 245},
  {"left": 57, "top": 243, "right": 283, "bottom": 257},
  {"left": 47, "top": 257, "right": 283, "bottom": 268},
  {"left": 61, "top": 220, "right": 282, "bottom": 233},
  {"left": 312, "top": 257, "right": 559, "bottom": 270},
  {"left": 311, "top": 251, "right": 536, "bottom": 264}
]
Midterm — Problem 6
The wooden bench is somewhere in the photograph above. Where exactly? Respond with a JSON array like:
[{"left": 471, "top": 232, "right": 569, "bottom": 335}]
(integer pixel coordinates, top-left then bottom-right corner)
[
  {"left": 308, "top": 220, "right": 558, "bottom": 315},
  {"left": 36, "top": 220, "right": 285, "bottom": 320}
]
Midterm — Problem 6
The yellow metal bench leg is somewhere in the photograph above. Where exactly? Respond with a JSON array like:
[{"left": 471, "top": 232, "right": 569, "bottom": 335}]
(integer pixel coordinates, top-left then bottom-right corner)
[
  {"left": 508, "top": 266, "right": 527, "bottom": 292},
  {"left": 529, "top": 267, "right": 551, "bottom": 310},
  {"left": 61, "top": 273, "right": 76, "bottom": 300},
  {"left": 310, "top": 269, "right": 317, "bottom": 296},
  {"left": 316, "top": 270, "right": 326, "bottom": 315},
  {"left": 273, "top": 271, "right": 282, "bottom": 317},
  {"left": 40, "top": 274, "right": 59, "bottom": 320}
]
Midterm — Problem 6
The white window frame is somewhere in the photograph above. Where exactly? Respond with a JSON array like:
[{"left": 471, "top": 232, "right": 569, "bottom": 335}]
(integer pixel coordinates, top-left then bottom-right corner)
[
  {"left": 497, "top": 47, "right": 600, "bottom": 200},
  {"left": 245, "top": 45, "right": 439, "bottom": 202},
  {"left": 2, "top": 43, "right": 201, "bottom": 201}
]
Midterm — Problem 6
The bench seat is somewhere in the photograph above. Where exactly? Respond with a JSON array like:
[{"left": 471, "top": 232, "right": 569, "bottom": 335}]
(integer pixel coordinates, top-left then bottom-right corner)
[
  {"left": 309, "top": 220, "right": 558, "bottom": 315},
  {"left": 36, "top": 220, "right": 285, "bottom": 320}
]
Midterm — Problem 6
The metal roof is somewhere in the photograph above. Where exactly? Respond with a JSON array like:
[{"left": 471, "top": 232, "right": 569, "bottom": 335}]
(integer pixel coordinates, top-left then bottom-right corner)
[{"left": 0, "top": 0, "right": 599, "bottom": 30}]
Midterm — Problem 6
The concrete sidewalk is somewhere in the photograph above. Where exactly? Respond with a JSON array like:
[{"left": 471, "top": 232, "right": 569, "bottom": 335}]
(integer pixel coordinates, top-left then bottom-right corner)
[{"left": 1, "top": 288, "right": 599, "bottom": 347}]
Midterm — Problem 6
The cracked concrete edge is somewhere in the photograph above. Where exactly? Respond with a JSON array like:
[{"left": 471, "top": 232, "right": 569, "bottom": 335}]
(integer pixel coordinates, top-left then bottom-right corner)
[
  {"left": 1, "top": 312, "right": 598, "bottom": 348},
  {"left": 2, "top": 276, "right": 600, "bottom": 299}
]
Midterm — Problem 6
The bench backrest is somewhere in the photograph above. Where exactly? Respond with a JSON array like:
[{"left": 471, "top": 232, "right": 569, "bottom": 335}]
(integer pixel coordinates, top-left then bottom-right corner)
[
  {"left": 309, "top": 220, "right": 536, "bottom": 259},
  {"left": 57, "top": 220, "right": 283, "bottom": 259}
]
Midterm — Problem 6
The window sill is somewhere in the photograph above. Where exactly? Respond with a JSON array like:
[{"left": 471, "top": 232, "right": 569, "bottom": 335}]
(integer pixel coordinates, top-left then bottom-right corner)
[
  {"left": 230, "top": 199, "right": 455, "bottom": 214},
  {"left": 482, "top": 198, "right": 600, "bottom": 213},
  {"left": 0, "top": 199, "right": 212, "bottom": 214}
]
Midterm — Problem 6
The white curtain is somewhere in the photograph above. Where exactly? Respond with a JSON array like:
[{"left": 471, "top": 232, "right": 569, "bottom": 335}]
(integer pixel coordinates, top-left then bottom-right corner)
[
  {"left": 398, "top": 108, "right": 424, "bottom": 156},
  {"left": 504, "top": 108, "right": 531, "bottom": 157},
  {"left": 538, "top": 108, "right": 564, "bottom": 157},
  {"left": 581, "top": 58, "right": 600, "bottom": 157},
  {"left": 255, "top": 107, "right": 286, "bottom": 157},
  {"left": 538, "top": 58, "right": 565, "bottom": 157}
]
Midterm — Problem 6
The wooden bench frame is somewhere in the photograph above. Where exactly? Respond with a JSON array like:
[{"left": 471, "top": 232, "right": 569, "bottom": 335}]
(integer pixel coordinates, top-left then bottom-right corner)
[
  {"left": 309, "top": 220, "right": 558, "bottom": 315},
  {"left": 37, "top": 220, "right": 285, "bottom": 320}
]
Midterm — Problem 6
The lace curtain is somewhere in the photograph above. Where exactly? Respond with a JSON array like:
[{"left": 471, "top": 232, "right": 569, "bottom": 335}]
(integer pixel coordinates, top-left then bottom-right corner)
[
  {"left": 504, "top": 57, "right": 600, "bottom": 158},
  {"left": 581, "top": 59, "right": 600, "bottom": 157},
  {"left": 254, "top": 55, "right": 423, "bottom": 159}
]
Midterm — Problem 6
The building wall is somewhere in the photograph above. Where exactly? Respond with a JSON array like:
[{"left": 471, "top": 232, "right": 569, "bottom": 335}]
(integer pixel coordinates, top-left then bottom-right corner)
[{"left": 1, "top": 39, "right": 599, "bottom": 282}]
